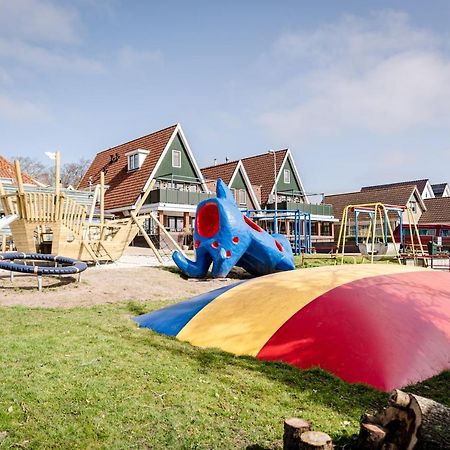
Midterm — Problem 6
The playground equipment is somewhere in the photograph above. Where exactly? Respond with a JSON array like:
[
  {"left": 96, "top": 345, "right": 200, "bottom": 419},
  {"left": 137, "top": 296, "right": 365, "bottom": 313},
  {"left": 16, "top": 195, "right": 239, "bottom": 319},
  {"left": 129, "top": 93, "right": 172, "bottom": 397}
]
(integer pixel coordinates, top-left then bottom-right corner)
[
  {"left": 335, "top": 202, "right": 425, "bottom": 264},
  {"left": 172, "top": 179, "right": 295, "bottom": 278},
  {"left": 0, "top": 252, "right": 87, "bottom": 290},
  {"left": 135, "top": 264, "right": 450, "bottom": 391},
  {"left": 0, "top": 153, "right": 185, "bottom": 263},
  {"left": 245, "top": 209, "right": 312, "bottom": 255}
]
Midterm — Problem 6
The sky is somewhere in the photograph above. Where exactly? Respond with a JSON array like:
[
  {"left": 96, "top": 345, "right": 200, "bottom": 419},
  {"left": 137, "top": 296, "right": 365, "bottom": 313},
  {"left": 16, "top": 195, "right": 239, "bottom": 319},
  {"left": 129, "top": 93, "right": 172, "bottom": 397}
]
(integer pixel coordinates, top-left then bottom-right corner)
[{"left": 1, "top": 0, "right": 450, "bottom": 196}]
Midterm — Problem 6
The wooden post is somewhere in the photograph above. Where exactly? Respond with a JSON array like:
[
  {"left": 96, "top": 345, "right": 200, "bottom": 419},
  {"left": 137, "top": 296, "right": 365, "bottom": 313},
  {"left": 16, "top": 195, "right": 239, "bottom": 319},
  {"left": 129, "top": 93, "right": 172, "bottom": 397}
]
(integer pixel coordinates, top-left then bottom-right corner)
[
  {"left": 14, "top": 159, "right": 26, "bottom": 219},
  {"left": 88, "top": 184, "right": 100, "bottom": 225},
  {"left": 134, "top": 179, "right": 156, "bottom": 214},
  {"left": 54, "top": 151, "right": 61, "bottom": 220},
  {"left": 130, "top": 211, "right": 163, "bottom": 264},
  {"left": 0, "top": 181, "right": 13, "bottom": 215},
  {"left": 100, "top": 171, "right": 105, "bottom": 229},
  {"left": 283, "top": 418, "right": 311, "bottom": 450},
  {"left": 14, "top": 160, "right": 25, "bottom": 194}
]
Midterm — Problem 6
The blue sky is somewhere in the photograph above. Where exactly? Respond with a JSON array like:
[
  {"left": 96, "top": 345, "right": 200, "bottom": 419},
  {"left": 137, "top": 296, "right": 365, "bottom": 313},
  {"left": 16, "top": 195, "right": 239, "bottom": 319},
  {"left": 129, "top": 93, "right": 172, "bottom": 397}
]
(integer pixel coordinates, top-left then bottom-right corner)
[{"left": 1, "top": 1, "right": 450, "bottom": 195}]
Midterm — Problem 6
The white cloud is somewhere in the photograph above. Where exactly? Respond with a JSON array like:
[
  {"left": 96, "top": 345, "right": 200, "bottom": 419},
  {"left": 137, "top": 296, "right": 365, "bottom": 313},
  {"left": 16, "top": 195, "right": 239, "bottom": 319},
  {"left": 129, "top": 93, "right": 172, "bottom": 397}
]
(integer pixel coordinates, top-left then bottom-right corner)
[
  {"left": 0, "top": 0, "right": 80, "bottom": 44},
  {"left": 0, "top": 38, "right": 105, "bottom": 73},
  {"left": 259, "top": 11, "right": 450, "bottom": 141},
  {"left": 118, "top": 46, "right": 163, "bottom": 69},
  {"left": 0, "top": 93, "right": 49, "bottom": 121}
]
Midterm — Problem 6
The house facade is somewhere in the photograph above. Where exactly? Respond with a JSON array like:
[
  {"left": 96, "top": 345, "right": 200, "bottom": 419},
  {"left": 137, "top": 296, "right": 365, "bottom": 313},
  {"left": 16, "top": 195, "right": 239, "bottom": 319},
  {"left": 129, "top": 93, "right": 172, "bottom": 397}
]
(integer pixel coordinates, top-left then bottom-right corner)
[
  {"left": 201, "top": 160, "right": 261, "bottom": 210},
  {"left": 79, "top": 124, "right": 211, "bottom": 246},
  {"left": 201, "top": 149, "right": 336, "bottom": 250},
  {"left": 324, "top": 178, "right": 450, "bottom": 250}
]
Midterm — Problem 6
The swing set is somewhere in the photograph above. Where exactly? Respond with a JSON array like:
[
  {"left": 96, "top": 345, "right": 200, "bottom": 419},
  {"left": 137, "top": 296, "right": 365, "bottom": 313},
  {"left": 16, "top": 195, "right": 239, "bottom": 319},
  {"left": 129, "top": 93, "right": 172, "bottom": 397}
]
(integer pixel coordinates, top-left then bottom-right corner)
[{"left": 335, "top": 202, "right": 425, "bottom": 264}]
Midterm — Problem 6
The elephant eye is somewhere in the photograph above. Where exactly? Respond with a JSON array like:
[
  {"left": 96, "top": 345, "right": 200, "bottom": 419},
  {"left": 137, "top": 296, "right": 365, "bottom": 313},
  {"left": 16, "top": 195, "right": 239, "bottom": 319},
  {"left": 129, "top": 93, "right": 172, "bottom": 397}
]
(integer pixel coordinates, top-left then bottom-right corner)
[{"left": 196, "top": 202, "right": 220, "bottom": 238}]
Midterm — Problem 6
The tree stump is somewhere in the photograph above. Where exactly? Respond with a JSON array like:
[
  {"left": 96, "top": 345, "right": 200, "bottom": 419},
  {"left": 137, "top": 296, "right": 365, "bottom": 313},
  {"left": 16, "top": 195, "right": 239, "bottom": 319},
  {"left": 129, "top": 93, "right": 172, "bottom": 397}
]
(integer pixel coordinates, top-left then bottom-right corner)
[
  {"left": 283, "top": 418, "right": 311, "bottom": 450},
  {"left": 299, "top": 431, "right": 333, "bottom": 450},
  {"left": 357, "top": 389, "right": 450, "bottom": 449},
  {"left": 356, "top": 423, "right": 387, "bottom": 449}
]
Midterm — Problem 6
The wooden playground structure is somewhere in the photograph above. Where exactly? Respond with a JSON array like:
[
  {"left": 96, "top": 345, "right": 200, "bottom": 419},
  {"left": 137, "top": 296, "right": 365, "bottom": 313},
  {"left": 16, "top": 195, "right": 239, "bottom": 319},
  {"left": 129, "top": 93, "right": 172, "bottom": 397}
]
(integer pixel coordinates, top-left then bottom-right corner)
[
  {"left": 0, "top": 153, "right": 185, "bottom": 264},
  {"left": 335, "top": 202, "right": 425, "bottom": 264}
]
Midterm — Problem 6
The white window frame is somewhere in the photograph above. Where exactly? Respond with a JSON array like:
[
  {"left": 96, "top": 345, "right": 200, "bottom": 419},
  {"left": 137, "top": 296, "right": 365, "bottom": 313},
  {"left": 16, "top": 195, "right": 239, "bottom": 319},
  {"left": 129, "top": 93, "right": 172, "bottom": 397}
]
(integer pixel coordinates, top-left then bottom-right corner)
[
  {"left": 172, "top": 150, "right": 181, "bottom": 168},
  {"left": 238, "top": 189, "right": 247, "bottom": 205},
  {"left": 284, "top": 169, "right": 291, "bottom": 184},
  {"left": 128, "top": 153, "right": 139, "bottom": 171}
]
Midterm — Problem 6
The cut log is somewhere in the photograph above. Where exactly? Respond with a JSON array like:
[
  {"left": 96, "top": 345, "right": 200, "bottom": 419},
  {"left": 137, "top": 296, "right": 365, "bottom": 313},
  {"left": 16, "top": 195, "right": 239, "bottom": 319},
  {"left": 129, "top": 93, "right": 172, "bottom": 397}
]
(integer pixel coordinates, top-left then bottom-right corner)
[
  {"left": 299, "top": 431, "right": 333, "bottom": 450},
  {"left": 356, "top": 423, "right": 387, "bottom": 449},
  {"left": 357, "top": 390, "right": 450, "bottom": 450},
  {"left": 283, "top": 418, "right": 311, "bottom": 450}
]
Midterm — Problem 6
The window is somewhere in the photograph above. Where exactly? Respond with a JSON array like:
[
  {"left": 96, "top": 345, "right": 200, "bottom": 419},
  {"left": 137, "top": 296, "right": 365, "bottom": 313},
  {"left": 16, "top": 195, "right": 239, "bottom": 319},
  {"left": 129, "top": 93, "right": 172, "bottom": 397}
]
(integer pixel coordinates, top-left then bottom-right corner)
[
  {"left": 419, "top": 228, "right": 436, "bottom": 236},
  {"left": 172, "top": 150, "right": 181, "bottom": 168},
  {"left": 126, "top": 149, "right": 149, "bottom": 171},
  {"left": 167, "top": 216, "right": 184, "bottom": 232},
  {"left": 128, "top": 154, "right": 139, "bottom": 171},
  {"left": 409, "top": 199, "right": 417, "bottom": 213},
  {"left": 322, "top": 222, "right": 332, "bottom": 236},
  {"left": 284, "top": 169, "right": 290, "bottom": 183},
  {"left": 238, "top": 189, "right": 247, "bottom": 205},
  {"left": 441, "top": 229, "right": 449, "bottom": 237}
]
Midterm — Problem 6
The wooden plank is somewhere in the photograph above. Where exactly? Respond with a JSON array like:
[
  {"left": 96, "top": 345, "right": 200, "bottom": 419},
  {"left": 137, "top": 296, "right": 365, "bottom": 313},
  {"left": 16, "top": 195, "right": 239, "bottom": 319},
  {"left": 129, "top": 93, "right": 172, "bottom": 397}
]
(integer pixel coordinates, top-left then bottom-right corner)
[
  {"left": 100, "top": 171, "right": 105, "bottom": 229},
  {"left": 135, "top": 179, "right": 156, "bottom": 214},
  {"left": 0, "top": 181, "right": 13, "bottom": 215},
  {"left": 130, "top": 211, "right": 163, "bottom": 263}
]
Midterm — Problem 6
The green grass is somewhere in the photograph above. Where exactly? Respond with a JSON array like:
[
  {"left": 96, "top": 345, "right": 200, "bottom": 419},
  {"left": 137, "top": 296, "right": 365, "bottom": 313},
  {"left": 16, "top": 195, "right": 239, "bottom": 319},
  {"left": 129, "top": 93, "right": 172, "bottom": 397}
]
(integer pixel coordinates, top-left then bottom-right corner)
[{"left": 0, "top": 302, "right": 448, "bottom": 449}]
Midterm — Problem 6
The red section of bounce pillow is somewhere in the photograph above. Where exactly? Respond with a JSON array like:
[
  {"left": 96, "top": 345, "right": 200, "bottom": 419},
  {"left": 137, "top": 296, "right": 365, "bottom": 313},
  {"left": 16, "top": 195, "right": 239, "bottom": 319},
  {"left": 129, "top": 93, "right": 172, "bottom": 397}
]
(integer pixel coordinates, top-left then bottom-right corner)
[
  {"left": 274, "top": 239, "right": 284, "bottom": 252},
  {"left": 244, "top": 215, "right": 264, "bottom": 232},
  {"left": 257, "top": 271, "right": 450, "bottom": 391},
  {"left": 196, "top": 203, "right": 220, "bottom": 238}
]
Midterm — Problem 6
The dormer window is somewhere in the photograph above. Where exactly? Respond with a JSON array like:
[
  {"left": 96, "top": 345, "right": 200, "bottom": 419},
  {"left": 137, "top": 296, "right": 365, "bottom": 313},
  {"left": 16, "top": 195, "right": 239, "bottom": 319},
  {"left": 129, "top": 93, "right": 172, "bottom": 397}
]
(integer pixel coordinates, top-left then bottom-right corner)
[
  {"left": 125, "top": 149, "right": 150, "bottom": 171},
  {"left": 172, "top": 150, "right": 181, "bottom": 168}
]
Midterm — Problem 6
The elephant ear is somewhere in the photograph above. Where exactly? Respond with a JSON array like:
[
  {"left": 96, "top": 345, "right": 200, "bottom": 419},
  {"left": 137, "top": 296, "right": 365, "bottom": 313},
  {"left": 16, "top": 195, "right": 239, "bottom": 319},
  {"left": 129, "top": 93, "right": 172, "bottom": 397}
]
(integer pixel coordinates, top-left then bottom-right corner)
[{"left": 216, "top": 179, "right": 236, "bottom": 203}]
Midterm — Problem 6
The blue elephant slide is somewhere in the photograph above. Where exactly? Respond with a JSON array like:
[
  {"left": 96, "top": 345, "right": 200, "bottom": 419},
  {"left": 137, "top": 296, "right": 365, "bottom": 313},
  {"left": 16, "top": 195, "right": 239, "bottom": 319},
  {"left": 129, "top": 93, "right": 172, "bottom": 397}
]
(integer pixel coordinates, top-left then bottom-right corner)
[{"left": 172, "top": 179, "right": 295, "bottom": 278}]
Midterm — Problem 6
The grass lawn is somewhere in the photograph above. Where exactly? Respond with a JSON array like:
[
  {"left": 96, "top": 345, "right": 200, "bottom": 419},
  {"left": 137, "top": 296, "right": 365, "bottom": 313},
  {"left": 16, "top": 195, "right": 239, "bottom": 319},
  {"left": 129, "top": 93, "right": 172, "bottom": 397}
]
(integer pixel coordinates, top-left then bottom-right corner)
[{"left": 0, "top": 300, "right": 448, "bottom": 449}]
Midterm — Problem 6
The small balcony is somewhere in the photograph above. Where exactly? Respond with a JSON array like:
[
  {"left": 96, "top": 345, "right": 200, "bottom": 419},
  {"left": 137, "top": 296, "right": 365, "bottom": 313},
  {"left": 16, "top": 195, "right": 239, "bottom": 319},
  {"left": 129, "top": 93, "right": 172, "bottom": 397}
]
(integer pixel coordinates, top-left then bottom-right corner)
[
  {"left": 266, "top": 201, "right": 334, "bottom": 216},
  {"left": 145, "top": 188, "right": 214, "bottom": 206}
]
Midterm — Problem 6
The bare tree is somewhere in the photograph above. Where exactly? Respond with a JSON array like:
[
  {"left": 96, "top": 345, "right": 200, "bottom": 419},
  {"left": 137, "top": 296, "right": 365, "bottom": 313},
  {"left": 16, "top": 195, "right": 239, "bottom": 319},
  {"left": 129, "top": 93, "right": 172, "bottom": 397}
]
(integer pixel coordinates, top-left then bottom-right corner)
[
  {"left": 11, "top": 156, "right": 91, "bottom": 188},
  {"left": 60, "top": 158, "right": 91, "bottom": 188},
  {"left": 11, "top": 156, "right": 52, "bottom": 185}
]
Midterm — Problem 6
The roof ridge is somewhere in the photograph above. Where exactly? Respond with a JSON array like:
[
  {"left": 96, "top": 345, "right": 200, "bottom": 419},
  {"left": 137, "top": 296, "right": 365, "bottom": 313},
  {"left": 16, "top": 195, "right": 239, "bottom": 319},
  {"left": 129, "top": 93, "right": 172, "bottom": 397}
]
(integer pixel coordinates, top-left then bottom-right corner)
[
  {"left": 95, "top": 123, "right": 178, "bottom": 156},
  {"left": 241, "top": 148, "right": 288, "bottom": 162},
  {"left": 201, "top": 160, "right": 239, "bottom": 171}
]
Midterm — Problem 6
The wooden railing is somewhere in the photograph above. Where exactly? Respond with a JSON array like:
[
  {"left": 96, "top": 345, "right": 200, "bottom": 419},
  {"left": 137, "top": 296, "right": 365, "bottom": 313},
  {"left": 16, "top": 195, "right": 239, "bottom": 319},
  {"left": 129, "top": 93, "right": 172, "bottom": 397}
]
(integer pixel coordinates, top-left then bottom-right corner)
[{"left": 13, "top": 193, "right": 87, "bottom": 237}]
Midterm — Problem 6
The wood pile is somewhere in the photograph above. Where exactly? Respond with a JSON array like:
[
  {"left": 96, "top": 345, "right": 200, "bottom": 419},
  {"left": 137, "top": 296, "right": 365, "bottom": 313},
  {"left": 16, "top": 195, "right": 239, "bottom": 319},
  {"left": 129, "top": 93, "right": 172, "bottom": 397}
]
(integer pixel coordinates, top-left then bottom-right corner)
[{"left": 357, "top": 389, "right": 450, "bottom": 449}]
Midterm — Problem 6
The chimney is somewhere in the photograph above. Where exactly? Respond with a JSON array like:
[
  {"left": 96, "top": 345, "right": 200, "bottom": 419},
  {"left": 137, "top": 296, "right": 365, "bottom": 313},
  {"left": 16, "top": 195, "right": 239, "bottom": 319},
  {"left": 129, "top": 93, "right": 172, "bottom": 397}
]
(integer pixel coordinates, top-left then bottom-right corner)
[
  {"left": 214, "top": 158, "right": 217, "bottom": 166},
  {"left": 225, "top": 157, "right": 229, "bottom": 163}
]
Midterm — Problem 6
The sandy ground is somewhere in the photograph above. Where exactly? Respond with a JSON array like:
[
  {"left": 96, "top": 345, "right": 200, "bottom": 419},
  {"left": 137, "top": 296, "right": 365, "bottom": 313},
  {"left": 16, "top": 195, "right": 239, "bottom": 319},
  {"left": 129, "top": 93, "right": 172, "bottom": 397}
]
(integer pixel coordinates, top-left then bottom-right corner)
[{"left": 0, "top": 247, "right": 247, "bottom": 308}]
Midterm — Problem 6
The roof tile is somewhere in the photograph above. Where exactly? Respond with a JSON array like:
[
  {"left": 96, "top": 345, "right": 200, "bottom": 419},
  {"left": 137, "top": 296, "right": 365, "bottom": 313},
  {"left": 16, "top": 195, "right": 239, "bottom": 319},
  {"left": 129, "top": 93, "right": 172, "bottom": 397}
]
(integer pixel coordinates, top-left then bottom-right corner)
[{"left": 79, "top": 124, "right": 177, "bottom": 210}]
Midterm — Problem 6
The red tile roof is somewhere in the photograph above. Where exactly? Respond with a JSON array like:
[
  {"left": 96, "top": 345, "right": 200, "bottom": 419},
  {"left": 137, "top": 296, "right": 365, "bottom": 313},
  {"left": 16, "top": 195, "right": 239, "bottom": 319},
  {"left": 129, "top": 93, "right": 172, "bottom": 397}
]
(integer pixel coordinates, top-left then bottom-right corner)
[
  {"left": 201, "top": 160, "right": 239, "bottom": 185},
  {"left": 79, "top": 125, "right": 177, "bottom": 211},
  {"left": 324, "top": 185, "right": 421, "bottom": 221},
  {"left": 0, "top": 156, "right": 39, "bottom": 185},
  {"left": 419, "top": 197, "right": 450, "bottom": 224},
  {"left": 241, "top": 149, "right": 288, "bottom": 206},
  {"left": 361, "top": 179, "right": 429, "bottom": 194}
]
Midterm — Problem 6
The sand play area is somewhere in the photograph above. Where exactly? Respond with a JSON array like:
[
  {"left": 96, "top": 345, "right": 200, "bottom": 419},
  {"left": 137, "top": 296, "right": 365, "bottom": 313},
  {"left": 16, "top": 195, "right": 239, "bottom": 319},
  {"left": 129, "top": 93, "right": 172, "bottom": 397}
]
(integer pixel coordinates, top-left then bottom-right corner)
[{"left": 0, "top": 247, "right": 241, "bottom": 308}]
